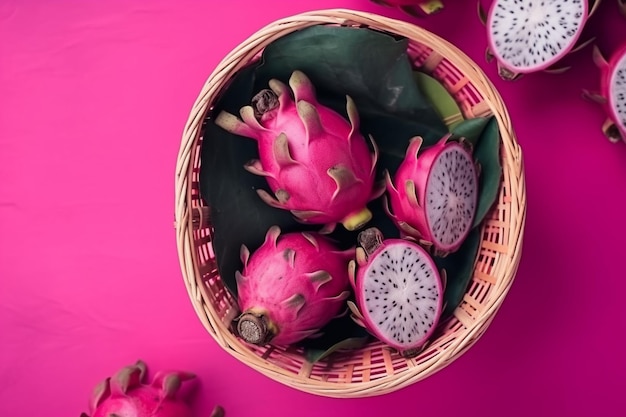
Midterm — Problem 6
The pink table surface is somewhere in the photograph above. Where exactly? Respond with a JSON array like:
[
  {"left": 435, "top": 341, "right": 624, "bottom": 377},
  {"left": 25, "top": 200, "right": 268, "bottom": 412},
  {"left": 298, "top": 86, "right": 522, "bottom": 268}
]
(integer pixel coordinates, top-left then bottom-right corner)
[{"left": 2, "top": 1, "right": 626, "bottom": 416}]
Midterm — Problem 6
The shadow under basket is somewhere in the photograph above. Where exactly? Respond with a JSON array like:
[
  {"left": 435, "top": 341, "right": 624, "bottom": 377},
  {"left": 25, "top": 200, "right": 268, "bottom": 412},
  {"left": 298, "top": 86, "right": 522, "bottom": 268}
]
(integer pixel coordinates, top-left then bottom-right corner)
[{"left": 175, "top": 9, "right": 526, "bottom": 398}]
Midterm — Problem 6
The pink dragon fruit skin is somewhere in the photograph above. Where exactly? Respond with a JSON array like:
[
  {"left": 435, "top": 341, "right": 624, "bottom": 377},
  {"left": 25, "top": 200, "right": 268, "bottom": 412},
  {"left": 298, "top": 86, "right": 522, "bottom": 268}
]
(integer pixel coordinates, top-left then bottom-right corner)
[
  {"left": 81, "top": 360, "right": 224, "bottom": 417},
  {"left": 235, "top": 225, "right": 352, "bottom": 346},
  {"left": 384, "top": 134, "right": 478, "bottom": 255},
  {"left": 215, "top": 70, "right": 383, "bottom": 233},
  {"left": 584, "top": 43, "right": 626, "bottom": 143}
]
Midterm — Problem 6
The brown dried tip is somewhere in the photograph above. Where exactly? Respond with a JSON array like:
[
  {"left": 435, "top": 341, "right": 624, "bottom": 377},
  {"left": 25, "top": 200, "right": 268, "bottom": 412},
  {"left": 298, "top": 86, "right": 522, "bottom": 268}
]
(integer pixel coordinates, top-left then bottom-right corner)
[
  {"left": 497, "top": 64, "right": 522, "bottom": 81},
  {"left": 251, "top": 89, "right": 279, "bottom": 119},
  {"left": 237, "top": 312, "right": 273, "bottom": 345},
  {"left": 603, "top": 120, "right": 622, "bottom": 144},
  {"left": 357, "top": 227, "right": 384, "bottom": 258},
  {"left": 400, "top": 342, "right": 429, "bottom": 359}
]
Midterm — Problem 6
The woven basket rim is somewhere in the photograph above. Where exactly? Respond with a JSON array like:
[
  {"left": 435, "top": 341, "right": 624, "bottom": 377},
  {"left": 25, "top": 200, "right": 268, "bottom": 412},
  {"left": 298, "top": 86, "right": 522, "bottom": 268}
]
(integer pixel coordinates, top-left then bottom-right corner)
[{"left": 174, "top": 8, "right": 527, "bottom": 398}]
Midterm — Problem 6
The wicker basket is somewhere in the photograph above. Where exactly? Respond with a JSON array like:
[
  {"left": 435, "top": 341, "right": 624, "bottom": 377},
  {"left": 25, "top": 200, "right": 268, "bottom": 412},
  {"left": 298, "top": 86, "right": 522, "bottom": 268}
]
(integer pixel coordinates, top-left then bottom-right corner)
[{"left": 175, "top": 9, "right": 526, "bottom": 398}]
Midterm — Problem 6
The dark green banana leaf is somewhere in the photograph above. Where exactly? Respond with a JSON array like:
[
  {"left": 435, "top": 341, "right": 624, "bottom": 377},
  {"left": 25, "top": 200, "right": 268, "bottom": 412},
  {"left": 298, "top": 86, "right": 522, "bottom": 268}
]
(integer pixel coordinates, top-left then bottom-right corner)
[
  {"left": 254, "top": 26, "right": 445, "bottom": 126},
  {"left": 471, "top": 117, "right": 502, "bottom": 228},
  {"left": 300, "top": 313, "right": 371, "bottom": 364},
  {"left": 450, "top": 116, "right": 491, "bottom": 146},
  {"left": 434, "top": 228, "right": 481, "bottom": 319}
]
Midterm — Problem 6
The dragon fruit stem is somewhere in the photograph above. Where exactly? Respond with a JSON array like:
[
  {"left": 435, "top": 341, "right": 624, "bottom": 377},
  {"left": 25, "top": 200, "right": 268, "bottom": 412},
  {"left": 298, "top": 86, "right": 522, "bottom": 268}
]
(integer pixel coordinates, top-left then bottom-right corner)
[
  {"left": 357, "top": 227, "right": 384, "bottom": 258},
  {"left": 251, "top": 89, "right": 279, "bottom": 118},
  {"left": 237, "top": 311, "right": 275, "bottom": 345},
  {"left": 341, "top": 207, "right": 373, "bottom": 231}
]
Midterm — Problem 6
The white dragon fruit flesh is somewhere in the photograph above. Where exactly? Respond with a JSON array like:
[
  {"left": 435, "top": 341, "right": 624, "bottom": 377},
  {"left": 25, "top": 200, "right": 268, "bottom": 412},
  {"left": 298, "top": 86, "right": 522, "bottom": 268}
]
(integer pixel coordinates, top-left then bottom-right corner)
[
  {"left": 215, "top": 70, "right": 383, "bottom": 233},
  {"left": 370, "top": 0, "right": 444, "bottom": 17},
  {"left": 384, "top": 135, "right": 478, "bottom": 256},
  {"left": 235, "top": 225, "right": 352, "bottom": 346},
  {"left": 348, "top": 228, "right": 445, "bottom": 358},
  {"left": 81, "top": 360, "right": 224, "bottom": 417},
  {"left": 480, "top": 0, "right": 602, "bottom": 80},
  {"left": 583, "top": 44, "right": 626, "bottom": 143}
]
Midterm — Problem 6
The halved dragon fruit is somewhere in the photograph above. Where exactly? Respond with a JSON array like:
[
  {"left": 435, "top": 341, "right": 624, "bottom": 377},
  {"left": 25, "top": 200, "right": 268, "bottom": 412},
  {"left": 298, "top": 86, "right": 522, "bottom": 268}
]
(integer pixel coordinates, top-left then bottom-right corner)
[
  {"left": 235, "top": 226, "right": 352, "bottom": 346},
  {"left": 370, "top": 0, "right": 444, "bottom": 17},
  {"left": 384, "top": 135, "right": 478, "bottom": 256},
  {"left": 479, "top": 0, "right": 602, "bottom": 80},
  {"left": 583, "top": 44, "right": 626, "bottom": 143},
  {"left": 81, "top": 360, "right": 224, "bottom": 417},
  {"left": 215, "top": 70, "right": 383, "bottom": 233},
  {"left": 348, "top": 228, "right": 445, "bottom": 358}
]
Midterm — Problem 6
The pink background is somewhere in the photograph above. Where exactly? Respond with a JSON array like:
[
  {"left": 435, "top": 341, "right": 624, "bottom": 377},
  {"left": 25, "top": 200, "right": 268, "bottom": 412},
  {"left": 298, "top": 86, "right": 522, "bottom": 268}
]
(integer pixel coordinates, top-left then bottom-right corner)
[{"left": 2, "top": 1, "right": 626, "bottom": 416}]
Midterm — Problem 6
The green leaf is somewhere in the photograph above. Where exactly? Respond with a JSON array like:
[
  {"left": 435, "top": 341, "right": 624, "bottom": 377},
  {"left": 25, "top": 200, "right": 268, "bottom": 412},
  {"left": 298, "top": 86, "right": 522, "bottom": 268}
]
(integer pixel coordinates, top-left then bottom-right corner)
[
  {"left": 434, "top": 228, "right": 481, "bottom": 319},
  {"left": 254, "top": 25, "right": 444, "bottom": 120},
  {"left": 301, "top": 313, "right": 371, "bottom": 364},
  {"left": 472, "top": 117, "right": 502, "bottom": 228},
  {"left": 414, "top": 72, "right": 464, "bottom": 131},
  {"left": 304, "top": 336, "right": 370, "bottom": 364},
  {"left": 450, "top": 116, "right": 491, "bottom": 146}
]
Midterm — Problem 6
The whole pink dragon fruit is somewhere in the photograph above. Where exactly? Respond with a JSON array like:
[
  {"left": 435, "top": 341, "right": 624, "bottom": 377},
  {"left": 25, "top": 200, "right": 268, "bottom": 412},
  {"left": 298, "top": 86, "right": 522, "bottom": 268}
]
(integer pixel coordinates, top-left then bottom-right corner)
[
  {"left": 583, "top": 44, "right": 626, "bottom": 143},
  {"left": 215, "top": 70, "right": 383, "bottom": 233},
  {"left": 235, "top": 225, "right": 352, "bottom": 346},
  {"left": 369, "top": 0, "right": 444, "bottom": 17},
  {"left": 81, "top": 360, "right": 224, "bottom": 417},
  {"left": 347, "top": 228, "right": 445, "bottom": 358},
  {"left": 384, "top": 134, "right": 479, "bottom": 256}
]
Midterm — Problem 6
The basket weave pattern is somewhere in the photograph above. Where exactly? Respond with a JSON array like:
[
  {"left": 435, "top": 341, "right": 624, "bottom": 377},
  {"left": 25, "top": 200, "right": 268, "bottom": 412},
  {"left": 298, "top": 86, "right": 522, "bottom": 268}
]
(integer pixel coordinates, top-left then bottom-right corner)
[{"left": 175, "top": 9, "right": 526, "bottom": 398}]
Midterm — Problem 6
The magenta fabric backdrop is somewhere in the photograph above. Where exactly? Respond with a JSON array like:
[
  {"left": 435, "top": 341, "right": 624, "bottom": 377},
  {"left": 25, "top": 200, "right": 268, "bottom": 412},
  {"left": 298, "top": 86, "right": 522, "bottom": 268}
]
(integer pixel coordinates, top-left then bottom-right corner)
[{"left": 2, "top": 1, "right": 626, "bottom": 416}]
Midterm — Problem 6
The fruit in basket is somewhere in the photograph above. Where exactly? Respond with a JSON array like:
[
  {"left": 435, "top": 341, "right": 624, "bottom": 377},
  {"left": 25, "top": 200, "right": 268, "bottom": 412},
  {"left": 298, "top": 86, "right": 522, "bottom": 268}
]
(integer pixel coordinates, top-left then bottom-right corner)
[
  {"left": 235, "top": 225, "right": 352, "bottom": 346},
  {"left": 478, "top": 0, "right": 602, "bottom": 80},
  {"left": 81, "top": 360, "right": 224, "bottom": 417},
  {"left": 384, "top": 134, "right": 478, "bottom": 256},
  {"left": 370, "top": 0, "right": 444, "bottom": 17},
  {"left": 347, "top": 228, "right": 445, "bottom": 358},
  {"left": 215, "top": 70, "right": 383, "bottom": 233},
  {"left": 583, "top": 44, "right": 626, "bottom": 143}
]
